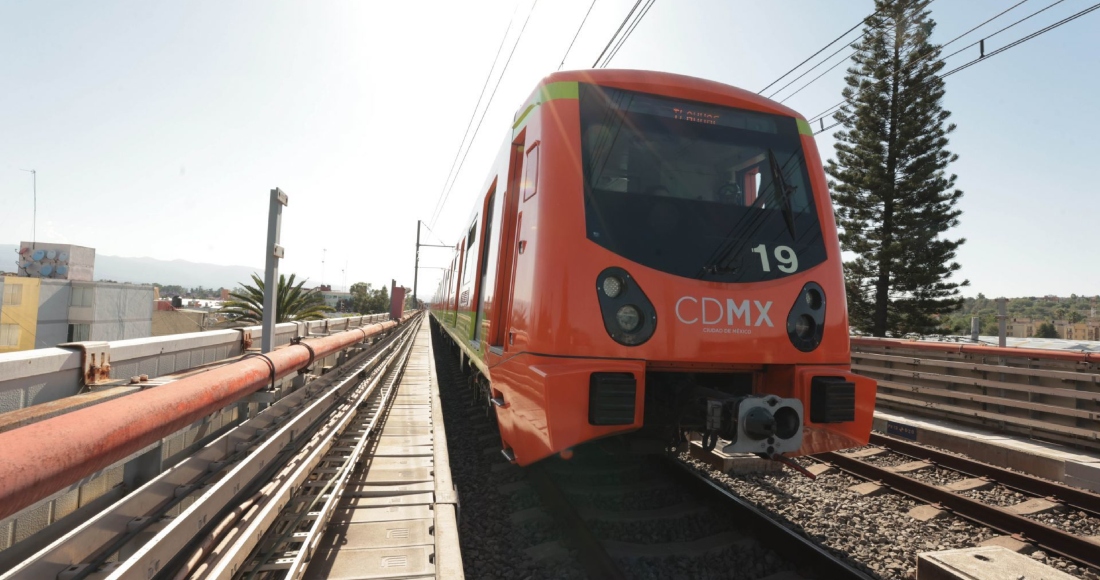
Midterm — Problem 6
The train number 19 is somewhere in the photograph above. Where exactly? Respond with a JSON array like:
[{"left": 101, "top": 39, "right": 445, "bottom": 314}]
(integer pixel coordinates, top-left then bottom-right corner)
[{"left": 751, "top": 244, "right": 798, "bottom": 273}]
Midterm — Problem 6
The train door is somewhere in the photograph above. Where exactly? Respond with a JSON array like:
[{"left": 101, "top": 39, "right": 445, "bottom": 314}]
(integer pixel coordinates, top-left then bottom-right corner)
[
  {"left": 472, "top": 184, "right": 496, "bottom": 343},
  {"left": 488, "top": 133, "right": 527, "bottom": 353}
]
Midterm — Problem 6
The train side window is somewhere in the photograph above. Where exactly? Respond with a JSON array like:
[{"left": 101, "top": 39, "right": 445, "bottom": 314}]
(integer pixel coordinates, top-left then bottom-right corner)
[
  {"left": 473, "top": 185, "right": 497, "bottom": 340},
  {"left": 522, "top": 142, "right": 540, "bottom": 201},
  {"left": 462, "top": 219, "right": 478, "bottom": 291}
]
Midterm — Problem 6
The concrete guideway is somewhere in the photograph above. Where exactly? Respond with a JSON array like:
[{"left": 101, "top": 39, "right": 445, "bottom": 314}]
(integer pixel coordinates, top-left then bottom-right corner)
[
  {"left": 0, "top": 314, "right": 439, "bottom": 580},
  {"left": 298, "top": 320, "right": 462, "bottom": 580}
]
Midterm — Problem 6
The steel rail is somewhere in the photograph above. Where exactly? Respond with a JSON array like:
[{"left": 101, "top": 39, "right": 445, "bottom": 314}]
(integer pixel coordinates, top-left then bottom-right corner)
[
  {"left": 0, "top": 315, "right": 413, "bottom": 522},
  {"left": 870, "top": 433, "right": 1100, "bottom": 518},
  {"left": 525, "top": 465, "right": 629, "bottom": 580},
  {"left": 662, "top": 458, "right": 875, "bottom": 580},
  {"left": 239, "top": 321, "right": 417, "bottom": 580},
  {"left": 820, "top": 451, "right": 1100, "bottom": 570},
  {"left": 99, "top": 322, "right": 418, "bottom": 580},
  {"left": 162, "top": 324, "right": 416, "bottom": 580},
  {"left": 0, "top": 330, "right": 406, "bottom": 580}
]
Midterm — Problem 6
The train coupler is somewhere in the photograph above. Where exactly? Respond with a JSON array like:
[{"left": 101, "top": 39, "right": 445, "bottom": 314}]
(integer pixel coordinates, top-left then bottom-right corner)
[{"left": 713, "top": 395, "right": 804, "bottom": 456}]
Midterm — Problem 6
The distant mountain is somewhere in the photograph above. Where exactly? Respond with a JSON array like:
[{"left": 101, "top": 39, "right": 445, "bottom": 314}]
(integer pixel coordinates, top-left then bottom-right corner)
[{"left": 0, "top": 244, "right": 260, "bottom": 289}]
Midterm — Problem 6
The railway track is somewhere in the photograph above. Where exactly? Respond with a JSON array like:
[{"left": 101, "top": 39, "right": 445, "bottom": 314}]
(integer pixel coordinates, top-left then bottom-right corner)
[
  {"left": 522, "top": 448, "right": 874, "bottom": 580},
  {"left": 429, "top": 319, "right": 874, "bottom": 579},
  {"left": 1, "top": 316, "right": 445, "bottom": 580},
  {"left": 226, "top": 322, "right": 419, "bottom": 579},
  {"left": 818, "top": 434, "right": 1100, "bottom": 573}
]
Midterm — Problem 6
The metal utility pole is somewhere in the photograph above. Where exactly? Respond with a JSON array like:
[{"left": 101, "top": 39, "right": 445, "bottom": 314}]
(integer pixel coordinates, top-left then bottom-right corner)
[
  {"left": 413, "top": 220, "right": 452, "bottom": 310},
  {"left": 262, "top": 188, "right": 288, "bottom": 354},
  {"left": 413, "top": 220, "right": 421, "bottom": 307},
  {"left": 19, "top": 169, "right": 36, "bottom": 247}
]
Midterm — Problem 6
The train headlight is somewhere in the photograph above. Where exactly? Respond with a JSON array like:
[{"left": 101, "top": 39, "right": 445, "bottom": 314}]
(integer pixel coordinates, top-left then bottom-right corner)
[
  {"left": 596, "top": 267, "right": 657, "bottom": 346},
  {"left": 803, "top": 288, "right": 822, "bottom": 310},
  {"left": 794, "top": 314, "right": 815, "bottom": 339},
  {"left": 616, "top": 305, "right": 641, "bottom": 332},
  {"left": 602, "top": 276, "right": 624, "bottom": 298},
  {"left": 787, "top": 282, "right": 826, "bottom": 352}
]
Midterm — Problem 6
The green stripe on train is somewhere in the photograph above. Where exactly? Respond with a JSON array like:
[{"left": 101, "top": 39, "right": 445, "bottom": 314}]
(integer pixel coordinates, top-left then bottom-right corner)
[
  {"left": 797, "top": 118, "right": 813, "bottom": 136},
  {"left": 513, "top": 81, "right": 579, "bottom": 133}
]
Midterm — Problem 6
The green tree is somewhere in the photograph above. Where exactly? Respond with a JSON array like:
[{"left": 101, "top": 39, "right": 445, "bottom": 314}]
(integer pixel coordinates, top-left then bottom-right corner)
[
  {"left": 1034, "top": 323, "right": 1058, "bottom": 339},
  {"left": 350, "top": 282, "right": 390, "bottom": 314},
  {"left": 219, "top": 273, "right": 333, "bottom": 324},
  {"left": 827, "top": 0, "right": 967, "bottom": 337}
]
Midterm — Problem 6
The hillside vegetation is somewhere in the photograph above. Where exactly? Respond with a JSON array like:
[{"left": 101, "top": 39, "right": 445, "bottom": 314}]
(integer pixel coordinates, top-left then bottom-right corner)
[{"left": 938, "top": 295, "right": 1099, "bottom": 335}]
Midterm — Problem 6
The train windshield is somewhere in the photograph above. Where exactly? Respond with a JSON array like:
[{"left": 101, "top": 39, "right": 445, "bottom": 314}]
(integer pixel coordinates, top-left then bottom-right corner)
[{"left": 580, "top": 84, "right": 826, "bottom": 282}]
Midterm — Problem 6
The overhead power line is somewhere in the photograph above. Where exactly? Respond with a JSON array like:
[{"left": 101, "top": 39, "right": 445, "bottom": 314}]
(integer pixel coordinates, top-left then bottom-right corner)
[
  {"left": 591, "top": 0, "right": 643, "bottom": 67},
  {"left": 602, "top": 0, "right": 656, "bottom": 67},
  {"left": 778, "top": 0, "right": 1034, "bottom": 106},
  {"left": 427, "top": 1, "right": 520, "bottom": 230},
  {"left": 429, "top": 0, "right": 540, "bottom": 230},
  {"left": 559, "top": 0, "right": 598, "bottom": 70},
  {"left": 808, "top": 0, "right": 1052, "bottom": 126},
  {"left": 814, "top": 0, "right": 1099, "bottom": 135},
  {"left": 940, "top": 2, "right": 1100, "bottom": 77},
  {"left": 758, "top": 10, "right": 881, "bottom": 95}
]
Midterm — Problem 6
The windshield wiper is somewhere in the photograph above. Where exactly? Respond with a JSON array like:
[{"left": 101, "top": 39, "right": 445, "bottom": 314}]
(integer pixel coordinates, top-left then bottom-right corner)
[{"left": 767, "top": 148, "right": 798, "bottom": 238}]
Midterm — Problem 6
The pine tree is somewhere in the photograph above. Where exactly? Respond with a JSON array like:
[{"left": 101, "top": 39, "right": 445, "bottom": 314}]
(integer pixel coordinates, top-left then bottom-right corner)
[{"left": 827, "top": 0, "right": 967, "bottom": 337}]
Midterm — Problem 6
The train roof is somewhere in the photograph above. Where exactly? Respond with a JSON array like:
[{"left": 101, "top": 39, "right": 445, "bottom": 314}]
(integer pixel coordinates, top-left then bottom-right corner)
[{"left": 524, "top": 69, "right": 807, "bottom": 122}]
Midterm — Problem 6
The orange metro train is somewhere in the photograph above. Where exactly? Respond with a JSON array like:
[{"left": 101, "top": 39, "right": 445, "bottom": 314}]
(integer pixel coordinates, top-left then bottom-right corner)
[{"left": 430, "top": 69, "right": 876, "bottom": 468}]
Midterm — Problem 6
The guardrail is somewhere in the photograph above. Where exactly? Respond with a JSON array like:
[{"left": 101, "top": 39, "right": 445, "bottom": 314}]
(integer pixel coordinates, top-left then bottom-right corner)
[
  {"left": 0, "top": 313, "right": 394, "bottom": 417},
  {"left": 851, "top": 337, "right": 1100, "bottom": 452},
  {"left": 0, "top": 310, "right": 414, "bottom": 555}
]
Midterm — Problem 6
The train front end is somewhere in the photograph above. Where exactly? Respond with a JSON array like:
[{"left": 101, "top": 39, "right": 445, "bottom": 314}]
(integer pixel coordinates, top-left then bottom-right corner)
[{"left": 498, "top": 70, "right": 875, "bottom": 465}]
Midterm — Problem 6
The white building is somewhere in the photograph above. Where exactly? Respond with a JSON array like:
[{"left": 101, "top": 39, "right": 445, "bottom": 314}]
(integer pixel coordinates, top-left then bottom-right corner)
[{"left": 35, "top": 279, "right": 154, "bottom": 346}]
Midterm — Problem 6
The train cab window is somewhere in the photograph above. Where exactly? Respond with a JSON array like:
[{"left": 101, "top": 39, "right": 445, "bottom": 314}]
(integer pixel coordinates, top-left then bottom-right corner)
[{"left": 579, "top": 84, "right": 827, "bottom": 283}]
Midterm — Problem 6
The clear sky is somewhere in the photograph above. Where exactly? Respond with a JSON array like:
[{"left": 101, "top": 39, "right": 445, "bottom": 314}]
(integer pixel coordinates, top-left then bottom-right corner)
[{"left": 2, "top": 1, "right": 1096, "bottom": 298}]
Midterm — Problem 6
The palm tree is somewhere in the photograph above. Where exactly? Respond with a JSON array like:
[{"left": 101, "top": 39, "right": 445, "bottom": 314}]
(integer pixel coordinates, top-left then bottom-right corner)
[{"left": 219, "top": 273, "right": 333, "bottom": 325}]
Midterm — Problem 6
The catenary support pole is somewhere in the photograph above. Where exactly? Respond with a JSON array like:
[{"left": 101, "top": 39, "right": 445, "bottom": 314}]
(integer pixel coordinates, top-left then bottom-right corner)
[
  {"left": 262, "top": 188, "right": 288, "bottom": 353},
  {"left": 413, "top": 220, "right": 421, "bottom": 307}
]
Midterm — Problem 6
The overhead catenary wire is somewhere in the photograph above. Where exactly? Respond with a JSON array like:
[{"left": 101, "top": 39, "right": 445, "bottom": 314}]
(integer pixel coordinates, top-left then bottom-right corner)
[
  {"left": 939, "top": 3, "right": 1100, "bottom": 78},
  {"left": 419, "top": 221, "right": 450, "bottom": 247},
  {"left": 429, "top": 0, "right": 540, "bottom": 230},
  {"left": 774, "top": 41, "right": 865, "bottom": 104},
  {"left": 602, "top": 0, "right": 656, "bottom": 67},
  {"left": 559, "top": 0, "right": 598, "bottom": 70},
  {"left": 808, "top": 0, "right": 1058, "bottom": 127},
  {"left": 426, "top": 1, "right": 521, "bottom": 230},
  {"left": 591, "top": 0, "right": 643, "bottom": 68},
  {"left": 758, "top": 8, "right": 882, "bottom": 95},
  {"left": 766, "top": 4, "right": 922, "bottom": 101},
  {"left": 779, "top": 0, "right": 1038, "bottom": 107},
  {"left": 814, "top": 0, "right": 1099, "bottom": 135}
]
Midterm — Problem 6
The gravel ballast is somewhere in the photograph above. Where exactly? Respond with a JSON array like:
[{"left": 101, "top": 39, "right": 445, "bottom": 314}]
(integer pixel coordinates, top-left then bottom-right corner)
[{"left": 679, "top": 449, "right": 1100, "bottom": 580}]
